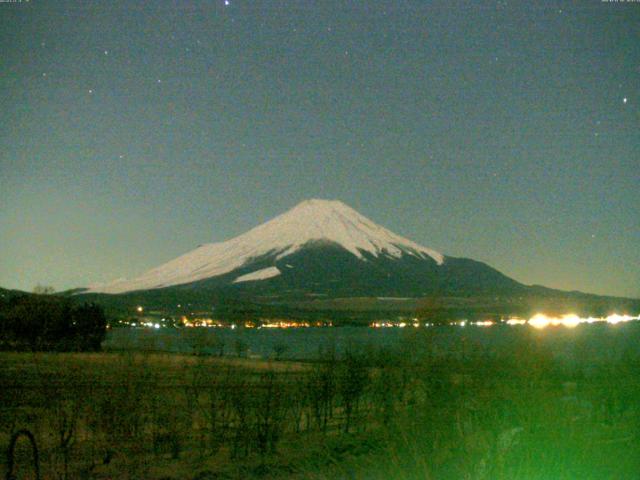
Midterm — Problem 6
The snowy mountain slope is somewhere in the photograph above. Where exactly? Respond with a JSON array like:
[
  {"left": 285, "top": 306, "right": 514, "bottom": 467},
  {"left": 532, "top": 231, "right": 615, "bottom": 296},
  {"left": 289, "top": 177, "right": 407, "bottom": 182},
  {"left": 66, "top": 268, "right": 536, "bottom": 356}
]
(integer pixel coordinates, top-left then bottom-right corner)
[
  {"left": 86, "top": 199, "right": 444, "bottom": 294},
  {"left": 232, "top": 266, "right": 281, "bottom": 283}
]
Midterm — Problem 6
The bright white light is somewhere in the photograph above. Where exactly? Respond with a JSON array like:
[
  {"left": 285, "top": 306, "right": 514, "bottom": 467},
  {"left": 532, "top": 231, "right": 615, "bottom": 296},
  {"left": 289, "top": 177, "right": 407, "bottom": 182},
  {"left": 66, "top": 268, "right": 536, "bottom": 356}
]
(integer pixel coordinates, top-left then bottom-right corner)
[
  {"left": 606, "top": 314, "right": 636, "bottom": 325},
  {"left": 526, "top": 312, "right": 640, "bottom": 329},
  {"left": 136, "top": 306, "right": 143, "bottom": 313},
  {"left": 154, "top": 323, "right": 160, "bottom": 329},
  {"left": 529, "top": 314, "right": 551, "bottom": 329},
  {"left": 475, "top": 320, "right": 494, "bottom": 327},
  {"left": 506, "top": 318, "right": 526, "bottom": 326},
  {"left": 559, "top": 314, "right": 580, "bottom": 328}
]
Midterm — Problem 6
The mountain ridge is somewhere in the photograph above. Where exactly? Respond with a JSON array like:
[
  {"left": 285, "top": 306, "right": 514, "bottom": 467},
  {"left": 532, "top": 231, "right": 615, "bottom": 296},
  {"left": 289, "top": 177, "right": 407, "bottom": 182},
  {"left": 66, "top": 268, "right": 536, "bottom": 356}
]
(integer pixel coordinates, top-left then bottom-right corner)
[{"left": 72, "top": 199, "right": 640, "bottom": 319}]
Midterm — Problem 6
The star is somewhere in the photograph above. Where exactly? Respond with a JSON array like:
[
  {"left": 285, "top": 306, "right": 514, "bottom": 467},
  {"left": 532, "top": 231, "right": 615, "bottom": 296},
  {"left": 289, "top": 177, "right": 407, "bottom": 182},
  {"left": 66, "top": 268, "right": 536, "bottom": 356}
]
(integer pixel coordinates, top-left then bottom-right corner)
[
  {"left": 623, "top": 97, "right": 628, "bottom": 104},
  {"left": 224, "top": 0, "right": 230, "bottom": 5},
  {"left": 88, "top": 89, "right": 94, "bottom": 94},
  {"left": 104, "top": 50, "right": 109, "bottom": 55}
]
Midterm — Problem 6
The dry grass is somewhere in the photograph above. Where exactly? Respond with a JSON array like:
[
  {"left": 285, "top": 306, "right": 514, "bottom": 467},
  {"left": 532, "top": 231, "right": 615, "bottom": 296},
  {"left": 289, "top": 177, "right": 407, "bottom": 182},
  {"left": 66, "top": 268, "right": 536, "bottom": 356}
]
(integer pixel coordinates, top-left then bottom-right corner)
[{"left": 2, "top": 338, "right": 640, "bottom": 479}]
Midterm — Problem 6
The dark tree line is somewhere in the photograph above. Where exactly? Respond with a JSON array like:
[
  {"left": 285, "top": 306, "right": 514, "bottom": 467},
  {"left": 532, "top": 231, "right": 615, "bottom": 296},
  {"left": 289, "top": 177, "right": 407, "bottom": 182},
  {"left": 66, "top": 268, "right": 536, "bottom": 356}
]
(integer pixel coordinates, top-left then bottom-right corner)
[{"left": 0, "top": 294, "right": 107, "bottom": 351}]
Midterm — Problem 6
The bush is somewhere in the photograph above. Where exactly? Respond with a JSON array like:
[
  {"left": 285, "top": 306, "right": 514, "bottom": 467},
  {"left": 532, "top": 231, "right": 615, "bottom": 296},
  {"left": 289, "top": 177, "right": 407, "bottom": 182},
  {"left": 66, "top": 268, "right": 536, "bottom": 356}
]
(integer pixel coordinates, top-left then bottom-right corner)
[{"left": 0, "top": 294, "right": 107, "bottom": 351}]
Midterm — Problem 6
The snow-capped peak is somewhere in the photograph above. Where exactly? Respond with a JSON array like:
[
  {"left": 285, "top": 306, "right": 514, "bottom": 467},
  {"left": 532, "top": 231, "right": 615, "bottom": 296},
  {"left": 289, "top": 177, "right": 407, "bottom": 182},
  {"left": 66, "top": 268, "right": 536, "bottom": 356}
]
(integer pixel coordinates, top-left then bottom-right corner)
[
  {"left": 87, "top": 199, "right": 443, "bottom": 294},
  {"left": 250, "top": 199, "right": 443, "bottom": 263}
]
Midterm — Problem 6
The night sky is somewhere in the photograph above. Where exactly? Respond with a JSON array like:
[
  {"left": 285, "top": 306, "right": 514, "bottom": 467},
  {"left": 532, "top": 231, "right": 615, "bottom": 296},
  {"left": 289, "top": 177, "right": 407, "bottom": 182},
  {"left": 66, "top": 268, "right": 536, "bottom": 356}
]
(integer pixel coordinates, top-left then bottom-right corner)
[{"left": 1, "top": 0, "right": 638, "bottom": 297}]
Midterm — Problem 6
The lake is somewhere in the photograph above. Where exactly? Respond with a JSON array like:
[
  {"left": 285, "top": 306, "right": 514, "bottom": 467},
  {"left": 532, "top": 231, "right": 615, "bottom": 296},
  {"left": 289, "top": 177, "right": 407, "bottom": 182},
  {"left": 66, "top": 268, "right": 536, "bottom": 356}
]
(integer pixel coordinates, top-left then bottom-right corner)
[{"left": 104, "top": 321, "right": 640, "bottom": 365}]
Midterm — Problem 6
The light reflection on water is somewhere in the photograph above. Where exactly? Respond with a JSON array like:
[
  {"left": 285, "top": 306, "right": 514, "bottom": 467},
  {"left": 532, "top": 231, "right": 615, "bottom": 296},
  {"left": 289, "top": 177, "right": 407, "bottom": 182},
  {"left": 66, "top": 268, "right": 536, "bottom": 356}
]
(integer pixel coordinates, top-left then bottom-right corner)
[{"left": 105, "top": 317, "right": 640, "bottom": 364}]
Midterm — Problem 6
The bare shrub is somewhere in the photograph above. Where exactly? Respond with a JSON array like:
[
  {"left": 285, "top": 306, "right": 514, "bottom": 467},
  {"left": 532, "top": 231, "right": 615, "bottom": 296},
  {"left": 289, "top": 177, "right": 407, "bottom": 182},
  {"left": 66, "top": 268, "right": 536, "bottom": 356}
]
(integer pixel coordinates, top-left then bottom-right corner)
[{"left": 337, "top": 350, "right": 369, "bottom": 434}]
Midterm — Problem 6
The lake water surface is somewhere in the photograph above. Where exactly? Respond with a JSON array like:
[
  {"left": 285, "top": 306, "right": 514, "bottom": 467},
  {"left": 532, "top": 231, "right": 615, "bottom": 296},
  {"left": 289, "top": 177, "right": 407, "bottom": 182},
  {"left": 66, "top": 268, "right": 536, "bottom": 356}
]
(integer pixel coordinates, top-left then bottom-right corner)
[{"left": 104, "top": 322, "right": 640, "bottom": 365}]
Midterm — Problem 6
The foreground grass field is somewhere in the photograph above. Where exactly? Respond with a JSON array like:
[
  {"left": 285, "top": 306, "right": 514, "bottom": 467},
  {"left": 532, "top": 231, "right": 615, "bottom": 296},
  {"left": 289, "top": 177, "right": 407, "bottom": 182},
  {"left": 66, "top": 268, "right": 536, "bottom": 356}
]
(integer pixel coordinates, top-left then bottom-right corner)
[{"left": 2, "top": 328, "right": 640, "bottom": 479}]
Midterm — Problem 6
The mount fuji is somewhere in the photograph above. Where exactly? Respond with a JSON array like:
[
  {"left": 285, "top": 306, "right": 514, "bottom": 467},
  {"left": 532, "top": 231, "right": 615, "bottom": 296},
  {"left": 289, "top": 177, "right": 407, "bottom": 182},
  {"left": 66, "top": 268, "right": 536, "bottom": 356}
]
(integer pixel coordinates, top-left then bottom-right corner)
[
  {"left": 78, "top": 199, "right": 638, "bottom": 318},
  {"left": 85, "top": 199, "right": 521, "bottom": 297}
]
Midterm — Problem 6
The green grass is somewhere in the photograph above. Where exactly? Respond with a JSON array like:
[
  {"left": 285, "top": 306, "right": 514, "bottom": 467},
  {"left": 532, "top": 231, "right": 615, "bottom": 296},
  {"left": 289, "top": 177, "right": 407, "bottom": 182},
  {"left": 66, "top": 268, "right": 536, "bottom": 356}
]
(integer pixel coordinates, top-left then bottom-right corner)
[{"left": 1, "top": 337, "right": 640, "bottom": 479}]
